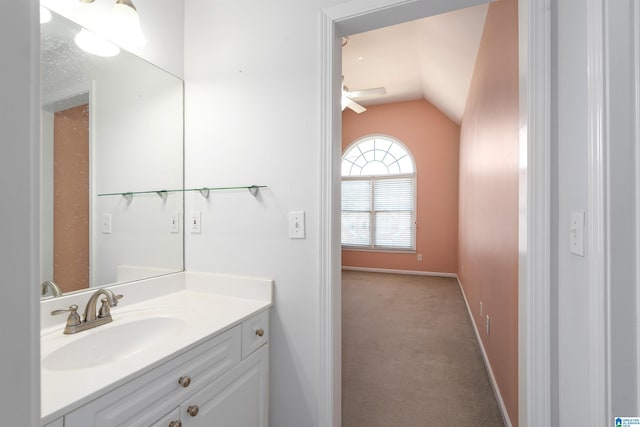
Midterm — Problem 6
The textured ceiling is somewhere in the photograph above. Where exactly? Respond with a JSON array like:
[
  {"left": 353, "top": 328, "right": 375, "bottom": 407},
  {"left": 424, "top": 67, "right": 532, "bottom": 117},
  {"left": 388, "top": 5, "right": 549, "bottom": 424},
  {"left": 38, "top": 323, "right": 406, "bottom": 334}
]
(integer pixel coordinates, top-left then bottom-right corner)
[{"left": 342, "top": 3, "right": 489, "bottom": 124}]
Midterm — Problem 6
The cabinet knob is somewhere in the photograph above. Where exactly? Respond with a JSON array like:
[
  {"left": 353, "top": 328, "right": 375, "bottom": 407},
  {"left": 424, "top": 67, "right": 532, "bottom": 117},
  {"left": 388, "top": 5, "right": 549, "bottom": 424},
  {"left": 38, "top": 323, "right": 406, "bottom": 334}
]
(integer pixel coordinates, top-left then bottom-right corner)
[
  {"left": 169, "top": 421, "right": 182, "bottom": 427},
  {"left": 255, "top": 328, "right": 265, "bottom": 337},
  {"left": 178, "top": 376, "right": 191, "bottom": 388},
  {"left": 187, "top": 405, "right": 199, "bottom": 417}
]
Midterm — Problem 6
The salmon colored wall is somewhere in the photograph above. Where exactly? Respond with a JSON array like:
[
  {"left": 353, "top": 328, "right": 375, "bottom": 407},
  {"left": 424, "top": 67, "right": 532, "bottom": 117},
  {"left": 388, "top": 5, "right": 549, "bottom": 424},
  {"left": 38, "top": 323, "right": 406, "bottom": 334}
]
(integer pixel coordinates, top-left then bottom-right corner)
[
  {"left": 458, "top": 0, "right": 519, "bottom": 424},
  {"left": 342, "top": 99, "right": 459, "bottom": 274},
  {"left": 54, "top": 104, "right": 89, "bottom": 293}
]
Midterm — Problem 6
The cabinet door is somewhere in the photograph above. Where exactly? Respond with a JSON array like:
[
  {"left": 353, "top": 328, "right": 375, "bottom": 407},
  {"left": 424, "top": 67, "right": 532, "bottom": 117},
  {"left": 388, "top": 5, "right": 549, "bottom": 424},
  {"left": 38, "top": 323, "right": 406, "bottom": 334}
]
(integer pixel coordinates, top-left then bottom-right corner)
[{"left": 182, "top": 345, "right": 268, "bottom": 427}]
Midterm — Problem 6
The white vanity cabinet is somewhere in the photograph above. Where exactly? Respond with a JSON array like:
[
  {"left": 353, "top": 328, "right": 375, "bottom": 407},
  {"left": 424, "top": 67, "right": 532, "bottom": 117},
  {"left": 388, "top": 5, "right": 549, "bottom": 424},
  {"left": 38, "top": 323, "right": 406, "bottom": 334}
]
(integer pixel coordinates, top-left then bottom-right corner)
[{"left": 63, "top": 309, "right": 269, "bottom": 427}]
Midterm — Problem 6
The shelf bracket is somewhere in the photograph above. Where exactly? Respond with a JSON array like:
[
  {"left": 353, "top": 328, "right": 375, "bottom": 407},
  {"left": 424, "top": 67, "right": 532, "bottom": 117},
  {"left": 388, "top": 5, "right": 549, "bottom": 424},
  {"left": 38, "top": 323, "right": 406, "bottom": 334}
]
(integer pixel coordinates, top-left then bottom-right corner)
[
  {"left": 122, "top": 192, "right": 133, "bottom": 203},
  {"left": 248, "top": 185, "right": 260, "bottom": 198},
  {"left": 156, "top": 190, "right": 168, "bottom": 201},
  {"left": 198, "top": 188, "right": 210, "bottom": 199}
]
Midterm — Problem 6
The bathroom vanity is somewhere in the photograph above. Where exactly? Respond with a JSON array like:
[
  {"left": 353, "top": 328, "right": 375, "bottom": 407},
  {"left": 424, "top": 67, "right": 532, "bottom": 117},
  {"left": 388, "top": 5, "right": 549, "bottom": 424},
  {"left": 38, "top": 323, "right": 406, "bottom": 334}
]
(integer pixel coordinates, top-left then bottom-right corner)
[{"left": 41, "top": 272, "right": 272, "bottom": 427}]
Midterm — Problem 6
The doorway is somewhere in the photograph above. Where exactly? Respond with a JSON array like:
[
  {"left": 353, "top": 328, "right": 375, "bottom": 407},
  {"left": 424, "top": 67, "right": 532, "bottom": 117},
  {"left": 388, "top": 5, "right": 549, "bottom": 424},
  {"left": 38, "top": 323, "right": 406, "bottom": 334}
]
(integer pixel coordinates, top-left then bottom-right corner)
[{"left": 319, "top": 0, "right": 553, "bottom": 426}]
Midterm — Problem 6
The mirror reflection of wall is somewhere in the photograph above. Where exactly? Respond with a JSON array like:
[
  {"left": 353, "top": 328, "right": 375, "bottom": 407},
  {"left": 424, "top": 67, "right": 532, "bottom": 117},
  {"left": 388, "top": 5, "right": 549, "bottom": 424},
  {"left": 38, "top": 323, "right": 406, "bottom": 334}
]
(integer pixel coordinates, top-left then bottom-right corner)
[
  {"left": 55, "top": 104, "right": 90, "bottom": 293},
  {"left": 40, "top": 9, "right": 184, "bottom": 298}
]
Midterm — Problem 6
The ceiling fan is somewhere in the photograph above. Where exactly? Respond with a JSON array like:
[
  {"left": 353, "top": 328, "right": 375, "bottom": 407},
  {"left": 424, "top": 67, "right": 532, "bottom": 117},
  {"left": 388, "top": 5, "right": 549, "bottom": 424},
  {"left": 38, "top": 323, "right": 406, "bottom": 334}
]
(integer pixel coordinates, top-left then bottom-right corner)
[{"left": 341, "top": 83, "right": 387, "bottom": 114}]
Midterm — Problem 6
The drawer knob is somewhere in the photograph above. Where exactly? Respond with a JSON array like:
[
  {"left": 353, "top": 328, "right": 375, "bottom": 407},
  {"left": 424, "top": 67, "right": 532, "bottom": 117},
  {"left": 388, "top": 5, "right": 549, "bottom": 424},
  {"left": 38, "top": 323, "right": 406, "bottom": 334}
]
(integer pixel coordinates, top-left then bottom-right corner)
[
  {"left": 187, "top": 405, "right": 200, "bottom": 417},
  {"left": 178, "top": 376, "right": 191, "bottom": 388},
  {"left": 255, "top": 328, "right": 265, "bottom": 337},
  {"left": 169, "top": 421, "right": 182, "bottom": 427}
]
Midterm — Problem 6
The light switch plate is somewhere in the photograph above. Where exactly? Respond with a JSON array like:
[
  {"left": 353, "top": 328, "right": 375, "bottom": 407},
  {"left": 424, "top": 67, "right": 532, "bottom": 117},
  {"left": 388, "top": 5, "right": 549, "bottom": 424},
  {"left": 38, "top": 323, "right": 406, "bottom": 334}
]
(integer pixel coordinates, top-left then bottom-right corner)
[
  {"left": 102, "top": 213, "right": 112, "bottom": 234},
  {"left": 170, "top": 212, "right": 180, "bottom": 233},
  {"left": 190, "top": 211, "right": 201, "bottom": 234},
  {"left": 569, "top": 211, "right": 585, "bottom": 256},
  {"left": 289, "top": 211, "right": 305, "bottom": 239}
]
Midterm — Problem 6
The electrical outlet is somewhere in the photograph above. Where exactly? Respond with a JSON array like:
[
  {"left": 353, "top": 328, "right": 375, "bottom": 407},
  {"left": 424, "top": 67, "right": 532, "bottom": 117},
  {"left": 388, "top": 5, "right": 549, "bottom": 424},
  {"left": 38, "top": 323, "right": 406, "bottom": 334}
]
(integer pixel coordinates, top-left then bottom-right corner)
[
  {"left": 417, "top": 254, "right": 422, "bottom": 262},
  {"left": 486, "top": 315, "right": 491, "bottom": 335},
  {"left": 480, "top": 301, "right": 483, "bottom": 317}
]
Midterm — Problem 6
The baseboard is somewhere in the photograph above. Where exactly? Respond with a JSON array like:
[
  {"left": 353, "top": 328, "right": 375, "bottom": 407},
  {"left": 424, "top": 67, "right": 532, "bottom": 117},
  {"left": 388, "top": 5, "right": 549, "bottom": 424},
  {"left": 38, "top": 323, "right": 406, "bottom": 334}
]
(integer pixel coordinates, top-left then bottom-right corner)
[
  {"left": 456, "top": 275, "right": 512, "bottom": 427},
  {"left": 341, "top": 266, "right": 457, "bottom": 278}
]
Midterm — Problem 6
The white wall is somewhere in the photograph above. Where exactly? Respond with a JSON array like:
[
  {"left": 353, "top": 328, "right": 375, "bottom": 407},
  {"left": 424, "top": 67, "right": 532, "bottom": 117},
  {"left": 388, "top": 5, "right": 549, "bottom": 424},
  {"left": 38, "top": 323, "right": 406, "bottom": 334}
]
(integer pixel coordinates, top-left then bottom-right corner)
[
  {"left": 183, "top": 0, "right": 349, "bottom": 424},
  {"left": 0, "top": 0, "right": 40, "bottom": 424}
]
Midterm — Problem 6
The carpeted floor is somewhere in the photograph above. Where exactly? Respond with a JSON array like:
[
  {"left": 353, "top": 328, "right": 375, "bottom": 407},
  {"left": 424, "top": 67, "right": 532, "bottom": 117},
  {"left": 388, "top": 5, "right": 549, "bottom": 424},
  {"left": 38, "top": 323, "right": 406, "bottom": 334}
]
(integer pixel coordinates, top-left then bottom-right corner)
[{"left": 341, "top": 270, "right": 505, "bottom": 426}]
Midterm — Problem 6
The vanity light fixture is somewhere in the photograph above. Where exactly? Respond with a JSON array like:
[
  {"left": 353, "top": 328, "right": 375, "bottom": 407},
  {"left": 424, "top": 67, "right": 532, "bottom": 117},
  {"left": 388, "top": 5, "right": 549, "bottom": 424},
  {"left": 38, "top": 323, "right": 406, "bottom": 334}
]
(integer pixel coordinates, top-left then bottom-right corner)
[
  {"left": 40, "top": 6, "right": 52, "bottom": 24},
  {"left": 75, "top": 28, "right": 121, "bottom": 57},
  {"left": 75, "top": 0, "right": 146, "bottom": 49},
  {"left": 111, "top": 0, "right": 146, "bottom": 48}
]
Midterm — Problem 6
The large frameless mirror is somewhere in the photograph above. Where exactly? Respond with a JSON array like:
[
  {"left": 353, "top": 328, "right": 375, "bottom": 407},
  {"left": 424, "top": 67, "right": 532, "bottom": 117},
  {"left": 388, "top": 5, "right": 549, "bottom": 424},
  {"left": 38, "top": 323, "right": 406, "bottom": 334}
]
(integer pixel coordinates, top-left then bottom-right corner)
[{"left": 40, "top": 9, "right": 184, "bottom": 298}]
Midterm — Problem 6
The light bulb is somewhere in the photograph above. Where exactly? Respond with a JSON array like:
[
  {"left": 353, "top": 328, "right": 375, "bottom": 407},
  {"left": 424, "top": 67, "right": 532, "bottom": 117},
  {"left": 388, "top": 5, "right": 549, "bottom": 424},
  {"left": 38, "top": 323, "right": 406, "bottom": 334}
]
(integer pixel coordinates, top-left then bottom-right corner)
[
  {"left": 40, "top": 6, "right": 52, "bottom": 24},
  {"left": 110, "top": 1, "right": 146, "bottom": 48},
  {"left": 74, "top": 29, "right": 120, "bottom": 57}
]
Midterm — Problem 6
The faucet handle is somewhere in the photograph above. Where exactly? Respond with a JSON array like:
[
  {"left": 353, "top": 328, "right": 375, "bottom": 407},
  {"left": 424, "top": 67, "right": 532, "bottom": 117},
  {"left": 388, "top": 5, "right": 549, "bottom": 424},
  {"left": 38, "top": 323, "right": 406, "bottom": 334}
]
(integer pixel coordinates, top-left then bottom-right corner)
[
  {"left": 51, "top": 304, "right": 81, "bottom": 327},
  {"left": 98, "top": 294, "right": 123, "bottom": 318}
]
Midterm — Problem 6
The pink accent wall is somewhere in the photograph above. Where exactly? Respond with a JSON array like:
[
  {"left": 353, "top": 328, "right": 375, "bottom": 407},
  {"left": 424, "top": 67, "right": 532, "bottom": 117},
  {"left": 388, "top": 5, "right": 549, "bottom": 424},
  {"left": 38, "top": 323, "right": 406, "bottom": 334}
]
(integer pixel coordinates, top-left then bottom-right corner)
[
  {"left": 458, "top": 0, "right": 519, "bottom": 424},
  {"left": 342, "top": 99, "right": 459, "bottom": 274}
]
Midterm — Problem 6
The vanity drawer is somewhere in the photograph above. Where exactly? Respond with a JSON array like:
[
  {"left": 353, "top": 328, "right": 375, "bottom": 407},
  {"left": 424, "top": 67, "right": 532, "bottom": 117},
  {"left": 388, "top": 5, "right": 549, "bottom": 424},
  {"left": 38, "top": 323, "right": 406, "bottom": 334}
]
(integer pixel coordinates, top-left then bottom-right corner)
[
  {"left": 150, "top": 408, "right": 179, "bottom": 427},
  {"left": 241, "top": 310, "right": 269, "bottom": 358},
  {"left": 64, "top": 325, "right": 241, "bottom": 427}
]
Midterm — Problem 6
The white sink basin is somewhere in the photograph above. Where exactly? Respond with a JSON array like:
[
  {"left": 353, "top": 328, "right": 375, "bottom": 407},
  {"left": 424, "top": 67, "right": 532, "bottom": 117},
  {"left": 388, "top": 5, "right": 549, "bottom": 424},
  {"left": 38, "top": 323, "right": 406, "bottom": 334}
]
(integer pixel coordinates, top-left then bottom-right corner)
[{"left": 42, "top": 314, "right": 186, "bottom": 371}]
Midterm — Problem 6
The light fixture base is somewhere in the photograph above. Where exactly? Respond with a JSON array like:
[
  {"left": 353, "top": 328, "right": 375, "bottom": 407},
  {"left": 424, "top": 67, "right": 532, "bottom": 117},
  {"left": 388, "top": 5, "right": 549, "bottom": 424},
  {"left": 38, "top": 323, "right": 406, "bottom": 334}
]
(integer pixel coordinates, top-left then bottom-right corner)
[{"left": 116, "top": 0, "right": 137, "bottom": 11}]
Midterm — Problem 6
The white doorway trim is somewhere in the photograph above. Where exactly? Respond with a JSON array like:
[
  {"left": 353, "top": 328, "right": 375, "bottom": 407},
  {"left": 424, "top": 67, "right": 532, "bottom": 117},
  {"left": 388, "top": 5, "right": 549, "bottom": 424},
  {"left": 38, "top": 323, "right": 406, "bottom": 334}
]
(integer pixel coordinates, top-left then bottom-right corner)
[
  {"left": 635, "top": 0, "right": 640, "bottom": 413},
  {"left": 319, "top": 0, "right": 552, "bottom": 426}
]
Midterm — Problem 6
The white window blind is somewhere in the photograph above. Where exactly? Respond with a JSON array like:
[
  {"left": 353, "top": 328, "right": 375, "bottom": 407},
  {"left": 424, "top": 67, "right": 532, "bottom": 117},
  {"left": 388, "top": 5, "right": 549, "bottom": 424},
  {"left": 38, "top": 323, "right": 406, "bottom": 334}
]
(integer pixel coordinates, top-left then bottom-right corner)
[
  {"left": 374, "top": 177, "right": 415, "bottom": 249},
  {"left": 341, "top": 176, "right": 415, "bottom": 250}
]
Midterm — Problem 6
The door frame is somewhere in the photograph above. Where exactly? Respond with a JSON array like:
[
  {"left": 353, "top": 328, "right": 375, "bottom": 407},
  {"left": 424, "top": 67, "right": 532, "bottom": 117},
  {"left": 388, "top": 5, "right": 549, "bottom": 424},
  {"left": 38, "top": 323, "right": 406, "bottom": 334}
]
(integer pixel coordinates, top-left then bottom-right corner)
[{"left": 318, "top": 0, "right": 552, "bottom": 425}]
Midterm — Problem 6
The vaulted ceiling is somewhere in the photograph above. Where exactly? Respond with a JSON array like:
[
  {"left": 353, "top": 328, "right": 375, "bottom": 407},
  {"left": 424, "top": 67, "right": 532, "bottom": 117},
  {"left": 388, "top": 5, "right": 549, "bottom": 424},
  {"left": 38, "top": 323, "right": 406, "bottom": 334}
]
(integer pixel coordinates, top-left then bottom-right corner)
[{"left": 342, "top": 3, "right": 489, "bottom": 124}]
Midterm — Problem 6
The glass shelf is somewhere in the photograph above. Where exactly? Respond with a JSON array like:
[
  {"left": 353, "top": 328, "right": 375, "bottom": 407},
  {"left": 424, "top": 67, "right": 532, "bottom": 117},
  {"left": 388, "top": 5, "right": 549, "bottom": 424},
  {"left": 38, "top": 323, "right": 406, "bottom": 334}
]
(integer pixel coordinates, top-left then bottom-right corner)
[{"left": 97, "top": 185, "right": 267, "bottom": 198}]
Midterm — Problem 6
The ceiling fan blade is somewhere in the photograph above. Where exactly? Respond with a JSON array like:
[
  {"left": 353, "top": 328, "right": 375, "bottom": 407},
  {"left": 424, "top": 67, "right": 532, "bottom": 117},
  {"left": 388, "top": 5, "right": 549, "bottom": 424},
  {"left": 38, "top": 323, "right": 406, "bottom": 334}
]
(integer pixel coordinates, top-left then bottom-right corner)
[
  {"left": 348, "top": 87, "right": 387, "bottom": 98},
  {"left": 345, "top": 99, "right": 366, "bottom": 114}
]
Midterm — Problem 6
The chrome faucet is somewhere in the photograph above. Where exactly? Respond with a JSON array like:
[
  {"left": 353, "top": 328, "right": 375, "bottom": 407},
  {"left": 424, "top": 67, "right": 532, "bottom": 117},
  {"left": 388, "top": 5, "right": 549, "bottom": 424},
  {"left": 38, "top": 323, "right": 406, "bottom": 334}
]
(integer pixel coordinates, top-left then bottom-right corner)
[
  {"left": 52, "top": 288, "right": 123, "bottom": 334},
  {"left": 41, "top": 280, "right": 62, "bottom": 297}
]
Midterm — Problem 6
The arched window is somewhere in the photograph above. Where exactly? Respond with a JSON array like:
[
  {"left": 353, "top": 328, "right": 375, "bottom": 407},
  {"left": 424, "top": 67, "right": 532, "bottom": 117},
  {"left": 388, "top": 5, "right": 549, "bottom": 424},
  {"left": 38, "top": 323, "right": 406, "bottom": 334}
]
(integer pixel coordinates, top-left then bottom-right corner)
[{"left": 341, "top": 135, "right": 416, "bottom": 250}]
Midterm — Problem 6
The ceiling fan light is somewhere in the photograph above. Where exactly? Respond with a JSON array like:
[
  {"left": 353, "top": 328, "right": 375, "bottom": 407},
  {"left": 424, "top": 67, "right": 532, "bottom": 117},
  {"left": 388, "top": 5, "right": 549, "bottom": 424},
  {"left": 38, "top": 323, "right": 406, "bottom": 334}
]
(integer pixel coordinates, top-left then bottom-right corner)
[
  {"left": 111, "top": 0, "right": 147, "bottom": 48},
  {"left": 74, "top": 28, "right": 121, "bottom": 57}
]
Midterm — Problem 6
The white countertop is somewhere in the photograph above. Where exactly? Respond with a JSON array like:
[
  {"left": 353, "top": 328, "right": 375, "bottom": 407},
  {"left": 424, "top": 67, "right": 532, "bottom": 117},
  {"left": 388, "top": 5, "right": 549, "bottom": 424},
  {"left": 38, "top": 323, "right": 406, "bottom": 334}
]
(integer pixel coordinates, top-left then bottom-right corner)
[{"left": 40, "top": 272, "right": 272, "bottom": 424}]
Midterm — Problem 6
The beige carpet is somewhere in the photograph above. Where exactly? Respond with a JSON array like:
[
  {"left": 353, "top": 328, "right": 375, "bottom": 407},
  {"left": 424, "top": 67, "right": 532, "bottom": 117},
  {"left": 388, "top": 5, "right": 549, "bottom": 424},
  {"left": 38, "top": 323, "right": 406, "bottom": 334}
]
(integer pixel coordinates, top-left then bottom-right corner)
[{"left": 342, "top": 270, "right": 505, "bottom": 426}]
